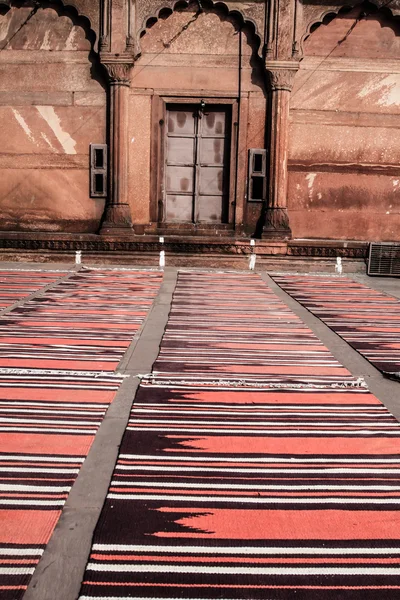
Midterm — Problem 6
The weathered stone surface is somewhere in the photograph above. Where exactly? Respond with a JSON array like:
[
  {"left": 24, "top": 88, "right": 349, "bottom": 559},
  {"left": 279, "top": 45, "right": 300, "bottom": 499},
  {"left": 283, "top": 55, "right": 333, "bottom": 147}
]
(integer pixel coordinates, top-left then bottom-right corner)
[
  {"left": 0, "top": 7, "right": 90, "bottom": 51},
  {"left": 0, "top": 169, "right": 105, "bottom": 233},
  {"left": 128, "top": 94, "right": 152, "bottom": 225},
  {"left": 1, "top": 106, "right": 105, "bottom": 154},
  {"left": 288, "top": 6, "right": 400, "bottom": 242},
  {"left": 0, "top": 5, "right": 106, "bottom": 233}
]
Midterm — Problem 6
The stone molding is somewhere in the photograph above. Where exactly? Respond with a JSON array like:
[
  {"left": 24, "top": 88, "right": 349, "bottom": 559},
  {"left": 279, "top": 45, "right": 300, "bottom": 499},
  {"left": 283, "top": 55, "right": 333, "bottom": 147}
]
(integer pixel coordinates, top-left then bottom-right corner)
[
  {"left": 99, "top": 35, "right": 109, "bottom": 51},
  {"left": 0, "top": 237, "right": 369, "bottom": 259},
  {"left": 287, "top": 244, "right": 368, "bottom": 259}
]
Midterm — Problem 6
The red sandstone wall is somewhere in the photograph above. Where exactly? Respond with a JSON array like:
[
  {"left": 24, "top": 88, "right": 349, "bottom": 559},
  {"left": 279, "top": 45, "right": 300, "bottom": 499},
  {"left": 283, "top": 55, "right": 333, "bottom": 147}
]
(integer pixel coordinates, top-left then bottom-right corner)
[
  {"left": 288, "top": 8, "right": 400, "bottom": 241},
  {"left": 0, "top": 6, "right": 106, "bottom": 233},
  {"left": 130, "top": 7, "right": 266, "bottom": 229}
]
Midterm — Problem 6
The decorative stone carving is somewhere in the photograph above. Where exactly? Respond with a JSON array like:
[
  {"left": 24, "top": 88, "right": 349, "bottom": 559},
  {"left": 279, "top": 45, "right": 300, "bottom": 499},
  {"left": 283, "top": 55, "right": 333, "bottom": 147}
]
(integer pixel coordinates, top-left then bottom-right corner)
[
  {"left": 101, "top": 53, "right": 134, "bottom": 86},
  {"left": 265, "top": 60, "right": 299, "bottom": 92},
  {"left": 267, "top": 69, "right": 296, "bottom": 91},
  {"left": 0, "top": 237, "right": 369, "bottom": 260}
]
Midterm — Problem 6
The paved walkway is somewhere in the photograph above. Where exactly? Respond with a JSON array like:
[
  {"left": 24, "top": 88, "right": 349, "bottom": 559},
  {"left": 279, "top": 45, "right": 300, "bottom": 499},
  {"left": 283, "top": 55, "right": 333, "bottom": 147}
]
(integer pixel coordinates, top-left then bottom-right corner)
[{"left": 0, "top": 264, "right": 398, "bottom": 599}]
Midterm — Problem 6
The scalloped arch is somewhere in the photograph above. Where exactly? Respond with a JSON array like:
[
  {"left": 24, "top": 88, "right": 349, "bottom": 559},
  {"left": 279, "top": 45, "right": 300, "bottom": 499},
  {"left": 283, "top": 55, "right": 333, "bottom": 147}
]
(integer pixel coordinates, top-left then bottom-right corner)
[
  {"left": 136, "top": 0, "right": 262, "bottom": 58},
  {"left": 0, "top": 0, "right": 99, "bottom": 49},
  {"left": 300, "top": 0, "right": 399, "bottom": 57}
]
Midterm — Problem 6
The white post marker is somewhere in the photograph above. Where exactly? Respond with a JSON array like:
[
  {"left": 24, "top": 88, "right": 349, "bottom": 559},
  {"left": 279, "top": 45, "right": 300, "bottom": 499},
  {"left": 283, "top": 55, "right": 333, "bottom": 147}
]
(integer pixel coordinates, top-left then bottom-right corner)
[
  {"left": 75, "top": 250, "right": 82, "bottom": 265},
  {"left": 335, "top": 256, "right": 342, "bottom": 275},
  {"left": 159, "top": 237, "right": 165, "bottom": 269},
  {"left": 249, "top": 239, "right": 256, "bottom": 270}
]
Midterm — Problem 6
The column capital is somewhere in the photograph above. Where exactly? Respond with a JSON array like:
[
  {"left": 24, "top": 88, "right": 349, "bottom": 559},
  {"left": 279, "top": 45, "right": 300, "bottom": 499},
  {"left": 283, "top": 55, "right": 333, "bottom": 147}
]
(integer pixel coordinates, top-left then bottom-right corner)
[
  {"left": 265, "top": 60, "right": 299, "bottom": 92},
  {"left": 100, "top": 53, "right": 134, "bottom": 86}
]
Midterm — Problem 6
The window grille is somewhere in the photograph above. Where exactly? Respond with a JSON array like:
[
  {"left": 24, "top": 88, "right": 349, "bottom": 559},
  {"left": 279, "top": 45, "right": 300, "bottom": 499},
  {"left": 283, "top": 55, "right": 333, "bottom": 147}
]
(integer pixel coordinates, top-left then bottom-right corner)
[{"left": 368, "top": 243, "right": 400, "bottom": 277}]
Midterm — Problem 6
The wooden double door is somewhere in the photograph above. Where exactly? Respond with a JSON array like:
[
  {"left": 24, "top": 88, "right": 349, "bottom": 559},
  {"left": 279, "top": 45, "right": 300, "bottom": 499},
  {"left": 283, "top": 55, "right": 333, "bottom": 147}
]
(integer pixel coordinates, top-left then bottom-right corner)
[{"left": 164, "top": 104, "right": 231, "bottom": 224}]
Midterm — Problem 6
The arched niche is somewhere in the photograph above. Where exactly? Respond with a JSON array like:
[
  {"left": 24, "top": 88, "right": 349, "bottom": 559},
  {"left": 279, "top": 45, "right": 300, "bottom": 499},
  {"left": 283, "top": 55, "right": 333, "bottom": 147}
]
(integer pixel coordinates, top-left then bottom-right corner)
[
  {"left": 287, "top": 1, "right": 400, "bottom": 243},
  {"left": 0, "top": 0, "right": 107, "bottom": 233},
  {"left": 133, "top": 0, "right": 264, "bottom": 94},
  {"left": 137, "top": 0, "right": 261, "bottom": 56},
  {"left": 302, "top": 1, "right": 400, "bottom": 58}
]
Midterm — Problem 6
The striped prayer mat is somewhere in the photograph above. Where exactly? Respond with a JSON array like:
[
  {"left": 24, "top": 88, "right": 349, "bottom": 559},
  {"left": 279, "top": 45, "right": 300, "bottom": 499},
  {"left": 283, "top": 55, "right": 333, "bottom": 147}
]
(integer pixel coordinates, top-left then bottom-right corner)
[
  {"left": 0, "top": 268, "right": 163, "bottom": 599},
  {"left": 273, "top": 275, "right": 400, "bottom": 379},
  {"left": 0, "top": 372, "right": 123, "bottom": 600},
  {"left": 0, "top": 268, "right": 162, "bottom": 372},
  {"left": 79, "top": 272, "right": 400, "bottom": 600},
  {"left": 153, "top": 271, "right": 357, "bottom": 386},
  {"left": 0, "top": 270, "right": 67, "bottom": 309}
]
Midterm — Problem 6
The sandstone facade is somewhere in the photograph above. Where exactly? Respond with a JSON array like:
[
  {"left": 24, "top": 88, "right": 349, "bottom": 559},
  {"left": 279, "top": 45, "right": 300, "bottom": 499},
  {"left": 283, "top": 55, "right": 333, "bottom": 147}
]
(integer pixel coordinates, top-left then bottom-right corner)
[{"left": 0, "top": 0, "right": 399, "bottom": 244}]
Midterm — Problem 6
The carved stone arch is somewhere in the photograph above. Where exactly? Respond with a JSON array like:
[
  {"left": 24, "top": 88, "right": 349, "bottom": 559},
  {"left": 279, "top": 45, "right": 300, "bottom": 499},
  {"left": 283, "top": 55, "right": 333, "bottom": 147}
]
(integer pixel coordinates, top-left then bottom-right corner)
[
  {"left": 0, "top": 0, "right": 106, "bottom": 86},
  {"left": 299, "top": 0, "right": 400, "bottom": 58},
  {"left": 136, "top": 0, "right": 262, "bottom": 59},
  {"left": 0, "top": 0, "right": 100, "bottom": 51}
]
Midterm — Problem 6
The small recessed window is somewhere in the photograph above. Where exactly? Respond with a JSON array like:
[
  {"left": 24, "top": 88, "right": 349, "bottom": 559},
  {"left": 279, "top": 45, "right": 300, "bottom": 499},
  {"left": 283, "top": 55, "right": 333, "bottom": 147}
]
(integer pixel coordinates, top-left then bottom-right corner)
[
  {"left": 94, "top": 173, "right": 105, "bottom": 194},
  {"left": 253, "top": 153, "right": 263, "bottom": 173},
  {"left": 248, "top": 149, "right": 266, "bottom": 202},
  {"left": 90, "top": 144, "right": 107, "bottom": 197},
  {"left": 94, "top": 148, "right": 104, "bottom": 169},
  {"left": 251, "top": 177, "right": 264, "bottom": 200}
]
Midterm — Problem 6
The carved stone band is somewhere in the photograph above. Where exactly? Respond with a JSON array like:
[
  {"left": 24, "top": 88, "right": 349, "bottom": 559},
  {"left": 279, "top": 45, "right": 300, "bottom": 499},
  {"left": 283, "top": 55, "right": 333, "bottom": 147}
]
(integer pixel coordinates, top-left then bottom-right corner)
[{"left": 265, "top": 60, "right": 299, "bottom": 92}]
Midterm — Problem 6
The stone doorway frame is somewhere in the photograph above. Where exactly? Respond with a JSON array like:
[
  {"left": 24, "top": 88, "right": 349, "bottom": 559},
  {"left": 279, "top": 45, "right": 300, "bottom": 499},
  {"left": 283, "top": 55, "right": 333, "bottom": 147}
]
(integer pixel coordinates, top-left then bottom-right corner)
[{"left": 150, "top": 95, "right": 241, "bottom": 229}]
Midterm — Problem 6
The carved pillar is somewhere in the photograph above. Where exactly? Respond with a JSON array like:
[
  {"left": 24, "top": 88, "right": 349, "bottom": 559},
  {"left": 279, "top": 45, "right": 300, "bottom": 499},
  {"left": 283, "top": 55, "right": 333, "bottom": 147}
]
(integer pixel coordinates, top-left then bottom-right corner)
[
  {"left": 100, "top": 54, "right": 134, "bottom": 235},
  {"left": 263, "top": 60, "right": 299, "bottom": 240}
]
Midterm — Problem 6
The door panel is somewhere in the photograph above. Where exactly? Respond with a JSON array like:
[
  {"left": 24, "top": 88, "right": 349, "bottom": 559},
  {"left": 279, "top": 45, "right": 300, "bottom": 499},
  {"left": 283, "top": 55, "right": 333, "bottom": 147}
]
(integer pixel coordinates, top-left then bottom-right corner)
[
  {"left": 202, "top": 111, "right": 226, "bottom": 135},
  {"left": 196, "top": 196, "right": 223, "bottom": 222},
  {"left": 199, "top": 138, "right": 225, "bottom": 165},
  {"left": 164, "top": 105, "right": 230, "bottom": 224},
  {"left": 166, "top": 195, "right": 193, "bottom": 222},
  {"left": 167, "top": 137, "right": 195, "bottom": 165},
  {"left": 166, "top": 166, "right": 194, "bottom": 193},
  {"left": 197, "top": 108, "right": 227, "bottom": 222},
  {"left": 198, "top": 166, "right": 223, "bottom": 195},
  {"left": 165, "top": 107, "right": 196, "bottom": 223},
  {"left": 167, "top": 110, "right": 195, "bottom": 135}
]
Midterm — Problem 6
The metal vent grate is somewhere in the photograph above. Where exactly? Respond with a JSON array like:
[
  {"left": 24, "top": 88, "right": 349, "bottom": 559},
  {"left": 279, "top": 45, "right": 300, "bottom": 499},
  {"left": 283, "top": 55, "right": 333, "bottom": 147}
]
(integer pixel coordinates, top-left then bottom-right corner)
[{"left": 368, "top": 242, "right": 400, "bottom": 277}]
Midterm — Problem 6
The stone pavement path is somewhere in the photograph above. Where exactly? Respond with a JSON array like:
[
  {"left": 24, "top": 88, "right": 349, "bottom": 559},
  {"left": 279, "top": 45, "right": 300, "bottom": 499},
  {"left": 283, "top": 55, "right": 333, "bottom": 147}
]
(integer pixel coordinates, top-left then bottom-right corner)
[{"left": 0, "top": 265, "right": 399, "bottom": 599}]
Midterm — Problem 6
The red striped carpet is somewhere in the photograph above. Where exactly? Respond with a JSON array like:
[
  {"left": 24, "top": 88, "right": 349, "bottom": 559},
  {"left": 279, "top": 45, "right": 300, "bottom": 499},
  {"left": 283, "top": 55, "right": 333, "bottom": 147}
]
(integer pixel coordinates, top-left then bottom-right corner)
[
  {"left": 0, "top": 270, "right": 67, "bottom": 308},
  {"left": 273, "top": 275, "right": 400, "bottom": 379},
  {"left": 152, "top": 271, "right": 356, "bottom": 386},
  {"left": 0, "top": 268, "right": 162, "bottom": 372},
  {"left": 79, "top": 272, "right": 400, "bottom": 600},
  {"left": 0, "top": 268, "right": 162, "bottom": 599}
]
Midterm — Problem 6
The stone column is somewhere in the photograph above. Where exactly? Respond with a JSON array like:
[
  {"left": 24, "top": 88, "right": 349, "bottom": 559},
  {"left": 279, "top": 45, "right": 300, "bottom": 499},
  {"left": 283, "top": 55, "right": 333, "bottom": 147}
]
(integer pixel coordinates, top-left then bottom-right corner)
[
  {"left": 100, "top": 55, "right": 134, "bottom": 236},
  {"left": 263, "top": 60, "right": 299, "bottom": 240}
]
